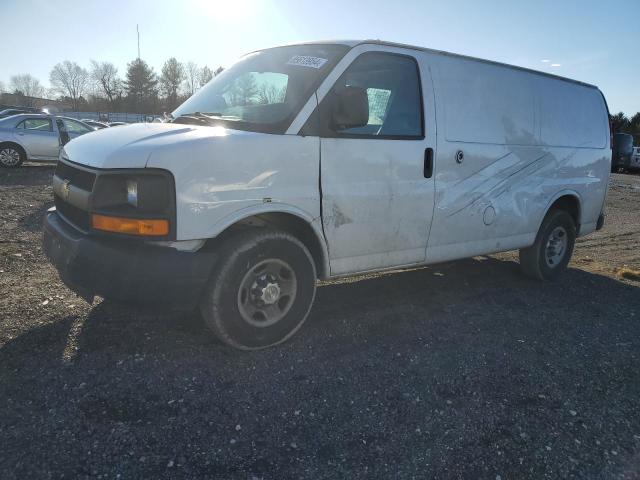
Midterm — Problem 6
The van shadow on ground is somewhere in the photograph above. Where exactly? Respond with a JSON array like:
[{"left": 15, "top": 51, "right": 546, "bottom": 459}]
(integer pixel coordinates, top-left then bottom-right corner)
[
  {"left": 18, "top": 202, "right": 52, "bottom": 233},
  {"left": 1, "top": 257, "right": 639, "bottom": 478}
]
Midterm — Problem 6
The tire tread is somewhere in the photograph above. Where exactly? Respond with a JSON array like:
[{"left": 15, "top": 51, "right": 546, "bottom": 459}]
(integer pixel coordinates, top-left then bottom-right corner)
[
  {"left": 519, "top": 209, "right": 576, "bottom": 281},
  {"left": 200, "top": 228, "right": 316, "bottom": 350}
]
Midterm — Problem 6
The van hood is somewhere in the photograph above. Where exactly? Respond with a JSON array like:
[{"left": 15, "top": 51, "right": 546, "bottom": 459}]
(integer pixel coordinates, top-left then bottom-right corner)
[{"left": 62, "top": 122, "right": 252, "bottom": 169}]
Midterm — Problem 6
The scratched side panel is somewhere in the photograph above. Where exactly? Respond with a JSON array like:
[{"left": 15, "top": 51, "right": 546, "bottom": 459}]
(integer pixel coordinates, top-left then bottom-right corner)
[
  {"left": 427, "top": 144, "right": 608, "bottom": 262},
  {"left": 425, "top": 53, "right": 609, "bottom": 263}
]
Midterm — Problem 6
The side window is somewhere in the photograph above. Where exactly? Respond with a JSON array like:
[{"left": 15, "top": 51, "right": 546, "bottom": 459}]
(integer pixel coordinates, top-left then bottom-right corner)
[
  {"left": 321, "top": 52, "right": 423, "bottom": 138},
  {"left": 63, "top": 119, "right": 92, "bottom": 134},
  {"left": 19, "top": 118, "right": 53, "bottom": 131}
]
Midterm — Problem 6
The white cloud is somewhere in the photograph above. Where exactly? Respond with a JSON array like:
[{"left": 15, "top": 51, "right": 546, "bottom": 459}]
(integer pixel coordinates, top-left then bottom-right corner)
[{"left": 551, "top": 63, "right": 561, "bottom": 67}]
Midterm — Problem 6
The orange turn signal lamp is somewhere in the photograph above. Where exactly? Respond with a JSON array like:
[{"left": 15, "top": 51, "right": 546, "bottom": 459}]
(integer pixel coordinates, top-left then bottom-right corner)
[{"left": 91, "top": 214, "right": 169, "bottom": 236}]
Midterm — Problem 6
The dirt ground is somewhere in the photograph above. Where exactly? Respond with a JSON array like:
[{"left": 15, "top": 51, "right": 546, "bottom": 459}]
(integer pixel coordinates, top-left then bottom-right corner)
[{"left": 1, "top": 164, "right": 639, "bottom": 479}]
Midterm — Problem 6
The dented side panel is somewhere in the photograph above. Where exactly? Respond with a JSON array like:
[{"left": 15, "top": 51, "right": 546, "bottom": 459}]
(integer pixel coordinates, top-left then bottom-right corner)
[
  {"left": 146, "top": 129, "right": 322, "bottom": 241},
  {"left": 320, "top": 138, "right": 436, "bottom": 274}
]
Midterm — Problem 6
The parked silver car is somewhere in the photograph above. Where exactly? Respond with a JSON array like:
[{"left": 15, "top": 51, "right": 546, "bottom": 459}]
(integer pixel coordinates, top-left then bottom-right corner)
[
  {"left": 0, "top": 114, "right": 94, "bottom": 167},
  {"left": 81, "top": 119, "right": 110, "bottom": 129}
]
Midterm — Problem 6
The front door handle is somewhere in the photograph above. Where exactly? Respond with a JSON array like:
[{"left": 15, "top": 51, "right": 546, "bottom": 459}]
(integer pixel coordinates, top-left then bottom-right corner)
[{"left": 424, "top": 148, "right": 434, "bottom": 178}]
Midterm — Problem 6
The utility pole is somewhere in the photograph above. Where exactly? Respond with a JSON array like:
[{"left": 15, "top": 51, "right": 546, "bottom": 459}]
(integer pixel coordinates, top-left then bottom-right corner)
[{"left": 137, "top": 24, "right": 140, "bottom": 59}]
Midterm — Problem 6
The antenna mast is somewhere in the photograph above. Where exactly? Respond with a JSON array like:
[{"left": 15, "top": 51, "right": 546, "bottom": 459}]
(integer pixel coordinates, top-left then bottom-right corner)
[{"left": 137, "top": 24, "right": 140, "bottom": 59}]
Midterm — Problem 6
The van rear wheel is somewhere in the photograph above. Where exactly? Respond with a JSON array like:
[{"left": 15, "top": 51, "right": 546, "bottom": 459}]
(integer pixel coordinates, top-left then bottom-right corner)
[
  {"left": 200, "top": 229, "right": 317, "bottom": 350},
  {"left": 519, "top": 209, "right": 576, "bottom": 281}
]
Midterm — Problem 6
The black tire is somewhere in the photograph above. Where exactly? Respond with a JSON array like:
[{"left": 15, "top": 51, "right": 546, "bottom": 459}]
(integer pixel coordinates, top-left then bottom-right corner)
[
  {"left": 200, "top": 229, "right": 317, "bottom": 350},
  {"left": 0, "top": 143, "right": 25, "bottom": 168},
  {"left": 519, "top": 209, "right": 576, "bottom": 281}
]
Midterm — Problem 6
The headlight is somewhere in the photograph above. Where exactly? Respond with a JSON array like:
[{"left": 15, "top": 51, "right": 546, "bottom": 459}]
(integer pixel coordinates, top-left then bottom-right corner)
[
  {"left": 126, "top": 179, "right": 138, "bottom": 207},
  {"left": 90, "top": 170, "right": 175, "bottom": 238}
]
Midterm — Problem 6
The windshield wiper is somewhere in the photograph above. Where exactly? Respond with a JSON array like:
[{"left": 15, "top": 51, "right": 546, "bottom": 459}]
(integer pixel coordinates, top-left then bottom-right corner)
[{"left": 172, "top": 112, "right": 224, "bottom": 125}]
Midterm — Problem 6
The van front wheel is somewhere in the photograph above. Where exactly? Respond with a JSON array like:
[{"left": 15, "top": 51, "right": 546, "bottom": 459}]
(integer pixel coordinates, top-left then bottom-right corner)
[
  {"left": 519, "top": 209, "right": 576, "bottom": 281},
  {"left": 200, "top": 230, "right": 317, "bottom": 350}
]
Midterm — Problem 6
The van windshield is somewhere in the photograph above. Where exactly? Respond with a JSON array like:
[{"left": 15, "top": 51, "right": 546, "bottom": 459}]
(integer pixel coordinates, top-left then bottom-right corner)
[{"left": 172, "top": 44, "right": 349, "bottom": 134}]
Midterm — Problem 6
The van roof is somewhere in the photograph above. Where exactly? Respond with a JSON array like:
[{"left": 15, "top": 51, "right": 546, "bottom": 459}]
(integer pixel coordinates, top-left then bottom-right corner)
[{"left": 277, "top": 39, "right": 598, "bottom": 90}]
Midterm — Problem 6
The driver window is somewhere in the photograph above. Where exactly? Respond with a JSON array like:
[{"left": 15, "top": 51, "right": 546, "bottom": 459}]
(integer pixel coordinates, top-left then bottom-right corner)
[{"left": 326, "top": 52, "right": 423, "bottom": 138}]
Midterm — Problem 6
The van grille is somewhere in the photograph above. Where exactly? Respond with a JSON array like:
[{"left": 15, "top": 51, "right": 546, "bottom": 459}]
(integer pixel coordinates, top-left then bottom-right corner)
[
  {"left": 53, "top": 160, "right": 95, "bottom": 231},
  {"left": 55, "top": 196, "right": 90, "bottom": 231},
  {"left": 55, "top": 161, "right": 96, "bottom": 191}
]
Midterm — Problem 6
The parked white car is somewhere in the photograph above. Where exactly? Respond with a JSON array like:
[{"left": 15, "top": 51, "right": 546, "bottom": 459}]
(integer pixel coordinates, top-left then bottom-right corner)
[
  {"left": 43, "top": 40, "right": 611, "bottom": 350},
  {"left": 0, "top": 114, "right": 94, "bottom": 167},
  {"left": 631, "top": 146, "right": 640, "bottom": 170}
]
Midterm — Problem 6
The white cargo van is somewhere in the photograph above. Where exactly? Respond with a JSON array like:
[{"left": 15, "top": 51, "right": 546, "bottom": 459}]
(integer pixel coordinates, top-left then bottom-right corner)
[{"left": 44, "top": 40, "right": 611, "bottom": 350}]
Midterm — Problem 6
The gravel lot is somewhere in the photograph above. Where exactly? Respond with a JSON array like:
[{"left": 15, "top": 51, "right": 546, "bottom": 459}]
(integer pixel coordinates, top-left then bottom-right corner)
[{"left": 1, "top": 164, "right": 639, "bottom": 479}]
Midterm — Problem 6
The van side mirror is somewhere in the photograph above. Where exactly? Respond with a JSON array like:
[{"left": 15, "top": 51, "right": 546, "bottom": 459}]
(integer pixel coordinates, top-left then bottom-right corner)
[{"left": 330, "top": 86, "right": 369, "bottom": 131}]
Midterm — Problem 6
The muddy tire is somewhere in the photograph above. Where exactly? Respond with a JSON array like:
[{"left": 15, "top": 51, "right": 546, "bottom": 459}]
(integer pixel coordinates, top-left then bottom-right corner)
[
  {"left": 200, "top": 229, "right": 317, "bottom": 350},
  {"left": 519, "top": 209, "right": 576, "bottom": 281},
  {"left": 0, "top": 143, "right": 25, "bottom": 168}
]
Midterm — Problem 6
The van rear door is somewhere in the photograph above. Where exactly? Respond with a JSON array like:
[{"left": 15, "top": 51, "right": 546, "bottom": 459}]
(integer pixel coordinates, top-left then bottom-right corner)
[{"left": 316, "top": 49, "right": 436, "bottom": 275}]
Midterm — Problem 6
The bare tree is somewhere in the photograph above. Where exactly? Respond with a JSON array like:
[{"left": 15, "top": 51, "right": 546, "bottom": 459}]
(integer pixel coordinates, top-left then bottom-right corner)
[
  {"left": 227, "top": 73, "right": 258, "bottom": 106},
  {"left": 184, "top": 61, "right": 199, "bottom": 97},
  {"left": 9, "top": 74, "right": 46, "bottom": 99},
  {"left": 0, "top": 80, "right": 5, "bottom": 94},
  {"left": 90, "top": 60, "right": 121, "bottom": 104},
  {"left": 257, "top": 84, "right": 286, "bottom": 105},
  {"left": 160, "top": 57, "right": 185, "bottom": 110},
  {"left": 50, "top": 61, "right": 90, "bottom": 110},
  {"left": 199, "top": 65, "right": 213, "bottom": 87}
]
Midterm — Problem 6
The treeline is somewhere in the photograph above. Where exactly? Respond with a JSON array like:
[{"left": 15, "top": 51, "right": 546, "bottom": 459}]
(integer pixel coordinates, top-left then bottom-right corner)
[
  {"left": 1, "top": 58, "right": 223, "bottom": 115},
  {"left": 610, "top": 112, "right": 640, "bottom": 144}
]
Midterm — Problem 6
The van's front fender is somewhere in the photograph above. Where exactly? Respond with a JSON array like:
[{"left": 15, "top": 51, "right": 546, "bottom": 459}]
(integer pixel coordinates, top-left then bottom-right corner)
[
  {"left": 201, "top": 202, "right": 321, "bottom": 239},
  {"left": 202, "top": 202, "right": 330, "bottom": 277}
]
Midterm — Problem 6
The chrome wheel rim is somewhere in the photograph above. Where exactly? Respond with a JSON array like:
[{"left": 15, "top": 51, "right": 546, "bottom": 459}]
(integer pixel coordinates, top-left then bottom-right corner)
[
  {"left": 237, "top": 258, "right": 297, "bottom": 327},
  {"left": 545, "top": 226, "right": 568, "bottom": 268},
  {"left": 0, "top": 148, "right": 20, "bottom": 167}
]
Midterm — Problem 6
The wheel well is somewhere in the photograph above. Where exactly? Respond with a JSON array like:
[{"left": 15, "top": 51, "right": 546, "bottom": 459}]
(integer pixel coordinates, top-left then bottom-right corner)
[
  {"left": 549, "top": 195, "right": 580, "bottom": 228},
  {"left": 212, "top": 212, "right": 327, "bottom": 279},
  {"left": 0, "top": 142, "right": 27, "bottom": 160}
]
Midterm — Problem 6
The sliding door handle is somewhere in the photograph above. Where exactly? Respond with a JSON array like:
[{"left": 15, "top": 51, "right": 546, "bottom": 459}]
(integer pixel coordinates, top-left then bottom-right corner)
[{"left": 424, "top": 148, "right": 434, "bottom": 178}]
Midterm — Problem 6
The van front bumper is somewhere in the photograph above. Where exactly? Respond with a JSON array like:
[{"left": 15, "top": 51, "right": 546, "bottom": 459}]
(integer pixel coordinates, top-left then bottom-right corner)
[{"left": 43, "top": 212, "right": 216, "bottom": 309}]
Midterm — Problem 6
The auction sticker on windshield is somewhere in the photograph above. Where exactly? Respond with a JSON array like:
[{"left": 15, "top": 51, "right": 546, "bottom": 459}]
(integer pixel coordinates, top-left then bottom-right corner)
[{"left": 286, "top": 55, "right": 328, "bottom": 69}]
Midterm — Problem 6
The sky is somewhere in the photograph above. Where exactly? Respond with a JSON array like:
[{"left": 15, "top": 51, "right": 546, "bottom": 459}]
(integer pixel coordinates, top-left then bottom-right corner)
[{"left": 1, "top": 0, "right": 638, "bottom": 115}]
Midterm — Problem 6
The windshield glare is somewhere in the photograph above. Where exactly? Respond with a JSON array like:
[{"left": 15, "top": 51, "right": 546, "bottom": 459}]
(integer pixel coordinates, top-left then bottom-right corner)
[{"left": 172, "top": 44, "right": 348, "bottom": 133}]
